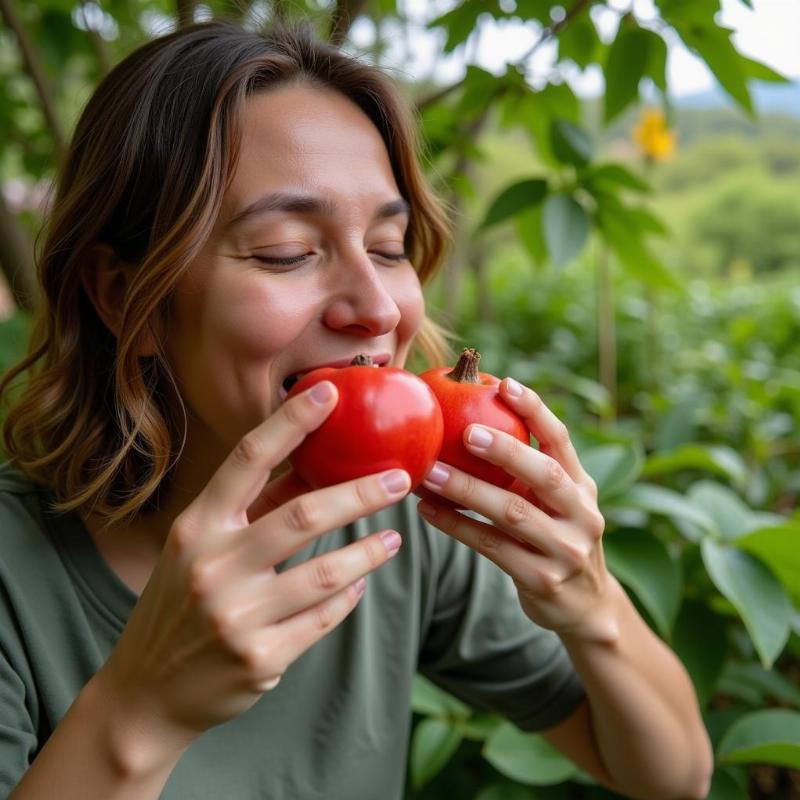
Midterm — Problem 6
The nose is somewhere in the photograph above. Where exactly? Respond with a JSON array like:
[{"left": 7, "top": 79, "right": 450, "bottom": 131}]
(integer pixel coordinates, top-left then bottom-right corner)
[{"left": 321, "top": 251, "right": 402, "bottom": 337}]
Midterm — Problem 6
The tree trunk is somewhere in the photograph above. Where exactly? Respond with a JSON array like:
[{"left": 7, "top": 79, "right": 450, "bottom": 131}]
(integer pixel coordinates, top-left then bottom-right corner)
[
  {"left": 176, "top": 0, "right": 195, "bottom": 27},
  {"left": 596, "top": 244, "right": 616, "bottom": 421},
  {"left": 0, "top": 0, "right": 67, "bottom": 161},
  {"left": 79, "top": 0, "right": 112, "bottom": 77},
  {"left": 328, "top": 0, "right": 367, "bottom": 46},
  {"left": 0, "top": 191, "right": 37, "bottom": 312}
]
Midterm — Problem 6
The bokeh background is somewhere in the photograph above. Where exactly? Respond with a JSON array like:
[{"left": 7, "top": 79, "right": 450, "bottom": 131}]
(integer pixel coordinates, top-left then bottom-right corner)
[{"left": 1, "top": 1, "right": 799, "bottom": 797}]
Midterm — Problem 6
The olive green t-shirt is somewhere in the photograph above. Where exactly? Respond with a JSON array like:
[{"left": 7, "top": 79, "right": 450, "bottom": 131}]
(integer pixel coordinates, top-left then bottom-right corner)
[{"left": 0, "top": 462, "right": 584, "bottom": 799}]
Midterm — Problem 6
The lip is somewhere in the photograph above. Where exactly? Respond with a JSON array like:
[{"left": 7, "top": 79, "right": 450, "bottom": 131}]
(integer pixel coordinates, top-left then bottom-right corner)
[{"left": 278, "top": 352, "right": 392, "bottom": 401}]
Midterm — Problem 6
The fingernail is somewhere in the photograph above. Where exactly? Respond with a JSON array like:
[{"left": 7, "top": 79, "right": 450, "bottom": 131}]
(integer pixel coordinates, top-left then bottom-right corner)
[
  {"left": 467, "top": 425, "right": 493, "bottom": 449},
  {"left": 380, "top": 469, "right": 410, "bottom": 495},
  {"left": 505, "top": 377, "right": 523, "bottom": 397},
  {"left": 354, "top": 577, "right": 367, "bottom": 595},
  {"left": 424, "top": 462, "right": 450, "bottom": 489},
  {"left": 309, "top": 381, "right": 334, "bottom": 404},
  {"left": 380, "top": 530, "right": 402, "bottom": 555}
]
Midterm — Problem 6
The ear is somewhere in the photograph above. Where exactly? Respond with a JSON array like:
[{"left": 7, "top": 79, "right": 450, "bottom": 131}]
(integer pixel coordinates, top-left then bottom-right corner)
[{"left": 81, "top": 243, "right": 158, "bottom": 358}]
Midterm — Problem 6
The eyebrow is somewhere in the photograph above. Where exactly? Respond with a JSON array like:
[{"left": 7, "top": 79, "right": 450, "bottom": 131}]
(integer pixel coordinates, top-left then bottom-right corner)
[{"left": 225, "top": 192, "right": 411, "bottom": 230}]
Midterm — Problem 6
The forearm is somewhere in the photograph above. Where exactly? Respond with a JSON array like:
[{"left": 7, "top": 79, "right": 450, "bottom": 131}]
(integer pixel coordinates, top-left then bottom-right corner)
[
  {"left": 10, "top": 671, "right": 190, "bottom": 800},
  {"left": 561, "top": 577, "right": 713, "bottom": 800}
]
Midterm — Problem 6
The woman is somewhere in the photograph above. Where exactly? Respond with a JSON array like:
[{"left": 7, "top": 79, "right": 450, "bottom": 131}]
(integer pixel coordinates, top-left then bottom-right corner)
[{"left": 0, "top": 21, "right": 712, "bottom": 800}]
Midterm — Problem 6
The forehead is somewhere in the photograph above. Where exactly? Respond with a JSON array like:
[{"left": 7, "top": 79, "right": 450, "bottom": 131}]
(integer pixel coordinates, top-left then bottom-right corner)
[{"left": 222, "top": 83, "right": 401, "bottom": 221}]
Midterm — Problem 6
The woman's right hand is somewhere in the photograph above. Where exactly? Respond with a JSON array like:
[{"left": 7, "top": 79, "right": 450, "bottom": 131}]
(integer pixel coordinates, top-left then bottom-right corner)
[{"left": 91, "top": 380, "right": 409, "bottom": 766}]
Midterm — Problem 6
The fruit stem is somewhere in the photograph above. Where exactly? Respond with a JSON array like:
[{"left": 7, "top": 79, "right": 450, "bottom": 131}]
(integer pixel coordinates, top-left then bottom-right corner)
[
  {"left": 351, "top": 354, "right": 374, "bottom": 366},
  {"left": 446, "top": 347, "right": 481, "bottom": 384}
]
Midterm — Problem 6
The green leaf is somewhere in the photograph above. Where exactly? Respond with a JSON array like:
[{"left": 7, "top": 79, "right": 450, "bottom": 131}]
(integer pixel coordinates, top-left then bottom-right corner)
[
  {"left": 687, "top": 481, "right": 755, "bottom": 541},
  {"left": 701, "top": 540, "right": 792, "bottom": 668},
  {"left": 672, "top": 599, "right": 727, "bottom": 708},
  {"left": 428, "top": 0, "right": 483, "bottom": 53},
  {"left": 737, "top": 524, "right": 800, "bottom": 603},
  {"left": 581, "top": 443, "right": 643, "bottom": 500},
  {"left": 481, "top": 179, "right": 548, "bottom": 230},
  {"left": 483, "top": 723, "right": 578, "bottom": 785},
  {"left": 410, "top": 718, "right": 464, "bottom": 788},
  {"left": 741, "top": 56, "right": 788, "bottom": 83},
  {"left": 596, "top": 203, "right": 679, "bottom": 289},
  {"left": 643, "top": 29, "right": 668, "bottom": 92},
  {"left": 642, "top": 445, "right": 748, "bottom": 489},
  {"left": 551, "top": 120, "right": 593, "bottom": 167},
  {"left": 542, "top": 194, "right": 590, "bottom": 266},
  {"left": 458, "top": 66, "right": 504, "bottom": 118},
  {"left": 719, "top": 661, "right": 800, "bottom": 709},
  {"left": 604, "top": 26, "right": 651, "bottom": 123},
  {"left": 678, "top": 24, "right": 753, "bottom": 114},
  {"left": 515, "top": 205, "right": 547, "bottom": 266},
  {"left": 717, "top": 709, "right": 800, "bottom": 768},
  {"left": 609, "top": 484, "right": 717, "bottom": 533},
  {"left": 476, "top": 782, "right": 539, "bottom": 800},
  {"left": 604, "top": 529, "right": 681, "bottom": 638},
  {"left": 584, "top": 163, "right": 652, "bottom": 194},
  {"left": 706, "top": 767, "right": 749, "bottom": 800},
  {"left": 557, "top": 16, "right": 599, "bottom": 70},
  {"left": 411, "top": 673, "right": 471, "bottom": 718}
]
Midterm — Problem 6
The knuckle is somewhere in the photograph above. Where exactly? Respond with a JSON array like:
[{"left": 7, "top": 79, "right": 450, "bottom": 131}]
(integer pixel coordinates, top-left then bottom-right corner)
[
  {"left": 504, "top": 494, "right": 533, "bottom": 526},
  {"left": 313, "top": 600, "right": 336, "bottom": 632},
  {"left": 586, "top": 509, "right": 606, "bottom": 541},
  {"left": 188, "top": 559, "right": 217, "bottom": 600},
  {"left": 545, "top": 458, "right": 567, "bottom": 492},
  {"left": 506, "top": 435, "right": 525, "bottom": 466},
  {"left": 237, "top": 642, "right": 268, "bottom": 674},
  {"left": 553, "top": 421, "right": 571, "bottom": 448},
  {"left": 561, "top": 539, "right": 590, "bottom": 573},
  {"left": 231, "top": 432, "right": 264, "bottom": 468},
  {"left": 170, "top": 517, "right": 198, "bottom": 556},
  {"left": 285, "top": 495, "right": 321, "bottom": 532},
  {"left": 363, "top": 537, "right": 385, "bottom": 570},
  {"left": 459, "top": 472, "right": 480, "bottom": 504},
  {"left": 583, "top": 476, "right": 599, "bottom": 500},
  {"left": 538, "top": 570, "right": 562, "bottom": 595},
  {"left": 311, "top": 557, "right": 341, "bottom": 591},
  {"left": 210, "top": 608, "right": 239, "bottom": 642},
  {"left": 477, "top": 525, "right": 502, "bottom": 552},
  {"left": 354, "top": 478, "right": 377, "bottom": 509}
]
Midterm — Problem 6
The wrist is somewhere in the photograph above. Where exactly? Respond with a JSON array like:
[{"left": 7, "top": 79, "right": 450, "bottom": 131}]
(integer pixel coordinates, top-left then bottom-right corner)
[
  {"left": 80, "top": 667, "right": 193, "bottom": 782},
  {"left": 557, "top": 572, "right": 627, "bottom": 648}
]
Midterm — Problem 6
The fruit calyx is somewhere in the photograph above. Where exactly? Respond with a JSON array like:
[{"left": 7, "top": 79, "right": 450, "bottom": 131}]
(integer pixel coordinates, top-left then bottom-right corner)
[
  {"left": 446, "top": 347, "right": 482, "bottom": 384},
  {"left": 351, "top": 354, "right": 375, "bottom": 367}
]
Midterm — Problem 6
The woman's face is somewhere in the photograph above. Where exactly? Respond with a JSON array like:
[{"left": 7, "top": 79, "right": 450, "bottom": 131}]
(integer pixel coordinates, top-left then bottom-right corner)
[{"left": 165, "top": 83, "right": 425, "bottom": 455}]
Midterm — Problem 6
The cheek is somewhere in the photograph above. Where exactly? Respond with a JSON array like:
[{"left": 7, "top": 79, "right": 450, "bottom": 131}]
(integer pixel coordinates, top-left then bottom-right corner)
[{"left": 393, "top": 268, "right": 426, "bottom": 341}]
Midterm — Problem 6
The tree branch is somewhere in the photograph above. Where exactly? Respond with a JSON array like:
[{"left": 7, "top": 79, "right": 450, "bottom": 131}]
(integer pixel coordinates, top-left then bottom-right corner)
[
  {"left": 0, "top": 189, "right": 37, "bottom": 312},
  {"left": 176, "top": 0, "right": 195, "bottom": 28},
  {"left": 416, "top": 0, "right": 593, "bottom": 112},
  {"left": 0, "top": 0, "right": 67, "bottom": 161},
  {"left": 328, "top": 0, "right": 367, "bottom": 46}
]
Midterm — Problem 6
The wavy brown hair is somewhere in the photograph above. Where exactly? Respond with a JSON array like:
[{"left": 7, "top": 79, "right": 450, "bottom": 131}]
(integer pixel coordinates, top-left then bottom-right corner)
[{"left": 0, "top": 21, "right": 454, "bottom": 527}]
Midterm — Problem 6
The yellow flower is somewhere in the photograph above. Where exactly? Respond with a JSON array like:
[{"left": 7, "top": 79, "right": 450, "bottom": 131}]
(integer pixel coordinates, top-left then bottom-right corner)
[{"left": 633, "top": 108, "right": 677, "bottom": 163}]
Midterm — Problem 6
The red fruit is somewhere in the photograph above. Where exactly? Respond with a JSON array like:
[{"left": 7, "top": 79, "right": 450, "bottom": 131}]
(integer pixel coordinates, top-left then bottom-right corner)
[
  {"left": 420, "top": 348, "right": 528, "bottom": 490},
  {"left": 287, "top": 354, "right": 444, "bottom": 490}
]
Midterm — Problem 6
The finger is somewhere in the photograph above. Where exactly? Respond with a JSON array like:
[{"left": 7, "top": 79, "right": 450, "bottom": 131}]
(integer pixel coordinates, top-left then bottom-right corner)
[
  {"left": 238, "top": 577, "right": 368, "bottom": 692},
  {"left": 499, "top": 378, "right": 589, "bottom": 486},
  {"left": 237, "top": 468, "right": 410, "bottom": 568},
  {"left": 194, "top": 381, "right": 338, "bottom": 524},
  {"left": 236, "top": 529, "right": 400, "bottom": 626},
  {"left": 463, "top": 424, "right": 582, "bottom": 518},
  {"left": 246, "top": 468, "right": 311, "bottom": 524},
  {"left": 417, "top": 499, "right": 563, "bottom": 593},
  {"left": 421, "top": 460, "right": 555, "bottom": 555}
]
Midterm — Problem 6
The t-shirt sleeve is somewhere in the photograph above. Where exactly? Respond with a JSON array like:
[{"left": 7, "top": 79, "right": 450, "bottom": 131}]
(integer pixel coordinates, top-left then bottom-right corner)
[{"left": 417, "top": 518, "right": 585, "bottom": 732}]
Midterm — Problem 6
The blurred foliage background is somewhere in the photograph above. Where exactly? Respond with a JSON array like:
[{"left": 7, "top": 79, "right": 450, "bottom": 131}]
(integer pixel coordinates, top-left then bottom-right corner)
[{"left": 1, "top": 1, "right": 799, "bottom": 797}]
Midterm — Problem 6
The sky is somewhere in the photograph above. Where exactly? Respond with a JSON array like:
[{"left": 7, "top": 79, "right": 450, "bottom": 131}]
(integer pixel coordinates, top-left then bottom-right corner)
[{"left": 352, "top": 0, "right": 800, "bottom": 99}]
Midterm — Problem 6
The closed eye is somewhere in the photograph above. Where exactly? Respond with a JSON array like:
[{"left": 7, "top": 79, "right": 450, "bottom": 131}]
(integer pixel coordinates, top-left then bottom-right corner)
[{"left": 252, "top": 251, "right": 408, "bottom": 267}]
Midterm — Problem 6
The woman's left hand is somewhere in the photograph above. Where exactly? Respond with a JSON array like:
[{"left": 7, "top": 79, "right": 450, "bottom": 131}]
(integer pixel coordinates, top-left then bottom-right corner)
[{"left": 417, "top": 377, "right": 620, "bottom": 645}]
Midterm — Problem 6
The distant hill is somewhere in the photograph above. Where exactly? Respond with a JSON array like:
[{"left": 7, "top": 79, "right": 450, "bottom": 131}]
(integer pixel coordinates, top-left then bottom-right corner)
[{"left": 677, "top": 82, "right": 800, "bottom": 118}]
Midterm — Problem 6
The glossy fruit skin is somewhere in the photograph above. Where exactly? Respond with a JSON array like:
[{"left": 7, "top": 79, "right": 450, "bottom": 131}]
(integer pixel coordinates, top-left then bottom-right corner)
[
  {"left": 287, "top": 365, "right": 444, "bottom": 491},
  {"left": 419, "top": 366, "right": 528, "bottom": 490}
]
